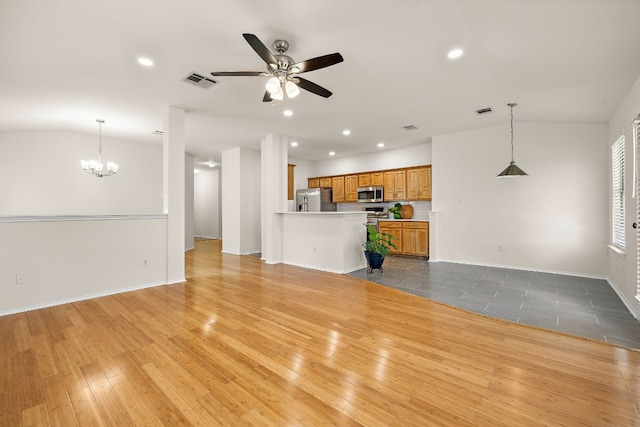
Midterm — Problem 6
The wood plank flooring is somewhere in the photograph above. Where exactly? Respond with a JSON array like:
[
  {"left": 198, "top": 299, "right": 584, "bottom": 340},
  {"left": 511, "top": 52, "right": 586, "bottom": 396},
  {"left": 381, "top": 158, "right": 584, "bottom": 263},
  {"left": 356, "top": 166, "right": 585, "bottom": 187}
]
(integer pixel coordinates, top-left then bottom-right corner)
[{"left": 1, "top": 238, "right": 639, "bottom": 426}]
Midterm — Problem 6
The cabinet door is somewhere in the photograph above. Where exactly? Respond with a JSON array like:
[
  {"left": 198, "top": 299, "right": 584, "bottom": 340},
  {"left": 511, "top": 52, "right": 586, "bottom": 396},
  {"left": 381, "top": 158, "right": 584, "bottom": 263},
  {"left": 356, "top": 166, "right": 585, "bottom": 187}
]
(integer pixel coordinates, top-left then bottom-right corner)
[
  {"left": 319, "top": 177, "right": 333, "bottom": 188},
  {"left": 418, "top": 166, "right": 431, "bottom": 200},
  {"left": 308, "top": 178, "right": 319, "bottom": 188},
  {"left": 394, "top": 170, "right": 406, "bottom": 200},
  {"left": 379, "top": 222, "right": 402, "bottom": 254},
  {"left": 345, "top": 175, "right": 359, "bottom": 202},
  {"left": 288, "top": 164, "right": 295, "bottom": 200},
  {"left": 406, "top": 169, "right": 420, "bottom": 200},
  {"left": 383, "top": 171, "right": 395, "bottom": 201},
  {"left": 332, "top": 176, "right": 345, "bottom": 203},
  {"left": 403, "top": 222, "right": 429, "bottom": 256},
  {"left": 358, "top": 173, "right": 371, "bottom": 187},
  {"left": 402, "top": 228, "right": 416, "bottom": 254},
  {"left": 371, "top": 172, "right": 384, "bottom": 186}
]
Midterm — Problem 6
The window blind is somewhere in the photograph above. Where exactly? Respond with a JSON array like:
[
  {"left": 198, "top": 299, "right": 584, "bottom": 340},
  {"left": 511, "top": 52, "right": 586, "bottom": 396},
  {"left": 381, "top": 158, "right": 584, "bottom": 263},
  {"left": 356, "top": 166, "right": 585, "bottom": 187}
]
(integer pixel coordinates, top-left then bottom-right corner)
[{"left": 612, "top": 135, "right": 625, "bottom": 249}]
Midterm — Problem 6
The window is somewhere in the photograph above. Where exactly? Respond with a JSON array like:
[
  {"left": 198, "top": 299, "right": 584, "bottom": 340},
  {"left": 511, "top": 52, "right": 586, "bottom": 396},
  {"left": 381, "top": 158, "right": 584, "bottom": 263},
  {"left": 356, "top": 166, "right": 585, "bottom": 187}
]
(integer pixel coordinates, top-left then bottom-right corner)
[{"left": 612, "top": 135, "right": 625, "bottom": 249}]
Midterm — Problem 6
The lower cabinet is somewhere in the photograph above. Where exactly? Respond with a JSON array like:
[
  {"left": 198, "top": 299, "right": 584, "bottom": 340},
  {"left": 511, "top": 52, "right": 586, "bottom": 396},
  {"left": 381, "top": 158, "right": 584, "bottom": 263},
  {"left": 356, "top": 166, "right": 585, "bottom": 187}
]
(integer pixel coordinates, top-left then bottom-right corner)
[
  {"left": 378, "top": 221, "right": 402, "bottom": 254},
  {"left": 379, "top": 220, "right": 429, "bottom": 257}
]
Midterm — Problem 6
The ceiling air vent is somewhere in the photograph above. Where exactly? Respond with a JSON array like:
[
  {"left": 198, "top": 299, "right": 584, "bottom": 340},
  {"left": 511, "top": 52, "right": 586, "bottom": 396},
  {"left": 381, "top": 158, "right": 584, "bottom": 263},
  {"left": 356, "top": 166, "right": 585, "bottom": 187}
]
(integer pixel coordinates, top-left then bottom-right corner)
[
  {"left": 403, "top": 125, "right": 418, "bottom": 131},
  {"left": 183, "top": 73, "right": 217, "bottom": 89},
  {"left": 475, "top": 107, "right": 493, "bottom": 115},
  {"left": 152, "top": 130, "right": 164, "bottom": 136}
]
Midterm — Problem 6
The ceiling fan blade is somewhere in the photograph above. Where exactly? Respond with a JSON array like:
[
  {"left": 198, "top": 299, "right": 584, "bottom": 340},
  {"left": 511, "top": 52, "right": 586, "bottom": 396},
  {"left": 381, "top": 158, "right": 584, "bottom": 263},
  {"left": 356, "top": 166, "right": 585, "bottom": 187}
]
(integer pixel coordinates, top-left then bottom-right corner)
[
  {"left": 296, "top": 77, "right": 333, "bottom": 98},
  {"left": 242, "top": 33, "right": 278, "bottom": 67},
  {"left": 292, "top": 53, "right": 344, "bottom": 73},
  {"left": 263, "top": 91, "right": 273, "bottom": 102},
  {"left": 211, "top": 71, "right": 268, "bottom": 77}
]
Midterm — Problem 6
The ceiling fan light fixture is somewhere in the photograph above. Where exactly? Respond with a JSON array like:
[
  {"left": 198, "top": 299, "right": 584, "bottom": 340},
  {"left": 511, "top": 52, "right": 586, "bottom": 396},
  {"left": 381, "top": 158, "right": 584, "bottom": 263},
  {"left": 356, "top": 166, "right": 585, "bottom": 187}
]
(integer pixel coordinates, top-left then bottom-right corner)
[
  {"left": 271, "top": 86, "right": 284, "bottom": 101},
  {"left": 266, "top": 77, "right": 280, "bottom": 94},
  {"left": 285, "top": 81, "right": 300, "bottom": 98}
]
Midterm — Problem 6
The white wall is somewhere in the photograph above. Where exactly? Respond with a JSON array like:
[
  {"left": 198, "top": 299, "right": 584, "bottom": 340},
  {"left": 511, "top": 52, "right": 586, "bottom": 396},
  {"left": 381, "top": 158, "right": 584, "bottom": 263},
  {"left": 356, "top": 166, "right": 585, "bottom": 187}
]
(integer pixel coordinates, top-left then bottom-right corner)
[
  {"left": 222, "top": 147, "right": 261, "bottom": 255},
  {"left": 312, "top": 143, "right": 431, "bottom": 177},
  {"left": 0, "top": 217, "right": 168, "bottom": 315},
  {"left": 608, "top": 74, "right": 640, "bottom": 316},
  {"left": 0, "top": 131, "right": 163, "bottom": 215},
  {"left": 194, "top": 169, "right": 221, "bottom": 239},
  {"left": 432, "top": 122, "right": 608, "bottom": 277},
  {"left": 185, "top": 153, "right": 195, "bottom": 250}
]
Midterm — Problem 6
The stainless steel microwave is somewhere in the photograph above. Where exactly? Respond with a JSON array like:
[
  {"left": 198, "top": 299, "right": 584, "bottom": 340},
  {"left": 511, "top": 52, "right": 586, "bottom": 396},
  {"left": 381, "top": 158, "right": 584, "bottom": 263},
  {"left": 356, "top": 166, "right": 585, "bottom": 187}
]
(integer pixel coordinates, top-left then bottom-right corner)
[{"left": 357, "top": 186, "right": 384, "bottom": 202}]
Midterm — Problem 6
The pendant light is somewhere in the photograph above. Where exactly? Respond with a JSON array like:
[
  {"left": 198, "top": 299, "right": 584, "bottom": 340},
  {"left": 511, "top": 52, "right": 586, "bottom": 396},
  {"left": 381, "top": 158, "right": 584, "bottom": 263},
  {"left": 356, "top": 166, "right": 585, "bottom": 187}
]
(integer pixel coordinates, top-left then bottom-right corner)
[
  {"left": 497, "top": 103, "right": 528, "bottom": 178},
  {"left": 81, "top": 119, "right": 119, "bottom": 178}
]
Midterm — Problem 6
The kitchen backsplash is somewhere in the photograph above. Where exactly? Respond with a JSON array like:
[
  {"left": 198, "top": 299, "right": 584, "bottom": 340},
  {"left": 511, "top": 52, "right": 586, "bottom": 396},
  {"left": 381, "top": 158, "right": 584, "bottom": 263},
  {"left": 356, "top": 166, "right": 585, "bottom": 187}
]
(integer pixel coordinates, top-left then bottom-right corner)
[{"left": 337, "top": 201, "right": 432, "bottom": 219}]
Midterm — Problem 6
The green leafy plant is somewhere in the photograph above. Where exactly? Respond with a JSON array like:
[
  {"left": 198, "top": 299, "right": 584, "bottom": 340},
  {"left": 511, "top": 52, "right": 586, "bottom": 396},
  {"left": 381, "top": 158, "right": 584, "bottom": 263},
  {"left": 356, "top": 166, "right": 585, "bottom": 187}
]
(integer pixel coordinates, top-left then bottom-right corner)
[
  {"left": 389, "top": 203, "right": 402, "bottom": 219},
  {"left": 363, "top": 223, "right": 397, "bottom": 257}
]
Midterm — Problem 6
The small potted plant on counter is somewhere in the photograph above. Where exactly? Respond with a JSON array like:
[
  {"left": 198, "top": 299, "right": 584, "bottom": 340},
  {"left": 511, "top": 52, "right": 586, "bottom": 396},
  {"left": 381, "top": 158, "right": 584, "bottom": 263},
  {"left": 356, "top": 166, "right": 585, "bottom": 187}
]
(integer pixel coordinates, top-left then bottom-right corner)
[{"left": 363, "top": 223, "right": 397, "bottom": 273}]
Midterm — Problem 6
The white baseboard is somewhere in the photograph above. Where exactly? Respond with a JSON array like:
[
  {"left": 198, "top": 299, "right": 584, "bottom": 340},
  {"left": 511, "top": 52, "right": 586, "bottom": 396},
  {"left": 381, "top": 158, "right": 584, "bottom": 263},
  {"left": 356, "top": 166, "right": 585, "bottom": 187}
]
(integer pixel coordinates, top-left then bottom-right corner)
[{"left": 607, "top": 279, "right": 639, "bottom": 319}]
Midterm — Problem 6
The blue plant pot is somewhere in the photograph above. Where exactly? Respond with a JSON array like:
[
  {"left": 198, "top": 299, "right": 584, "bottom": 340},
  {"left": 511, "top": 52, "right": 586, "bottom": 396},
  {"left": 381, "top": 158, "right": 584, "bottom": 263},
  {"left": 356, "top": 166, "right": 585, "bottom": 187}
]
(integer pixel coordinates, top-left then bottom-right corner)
[{"left": 364, "top": 251, "right": 385, "bottom": 273}]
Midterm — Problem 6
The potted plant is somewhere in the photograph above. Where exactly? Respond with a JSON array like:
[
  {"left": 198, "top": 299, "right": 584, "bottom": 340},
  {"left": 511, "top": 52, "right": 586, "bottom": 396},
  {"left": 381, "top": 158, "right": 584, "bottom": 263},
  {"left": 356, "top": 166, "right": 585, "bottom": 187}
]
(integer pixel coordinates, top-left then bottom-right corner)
[{"left": 363, "top": 223, "right": 397, "bottom": 273}]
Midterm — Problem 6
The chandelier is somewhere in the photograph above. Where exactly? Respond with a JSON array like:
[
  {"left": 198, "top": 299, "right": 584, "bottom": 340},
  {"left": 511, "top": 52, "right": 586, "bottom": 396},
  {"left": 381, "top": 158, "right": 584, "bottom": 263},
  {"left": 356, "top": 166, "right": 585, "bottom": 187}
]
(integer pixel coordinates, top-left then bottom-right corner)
[
  {"left": 81, "top": 119, "right": 119, "bottom": 177},
  {"left": 497, "top": 103, "right": 528, "bottom": 178}
]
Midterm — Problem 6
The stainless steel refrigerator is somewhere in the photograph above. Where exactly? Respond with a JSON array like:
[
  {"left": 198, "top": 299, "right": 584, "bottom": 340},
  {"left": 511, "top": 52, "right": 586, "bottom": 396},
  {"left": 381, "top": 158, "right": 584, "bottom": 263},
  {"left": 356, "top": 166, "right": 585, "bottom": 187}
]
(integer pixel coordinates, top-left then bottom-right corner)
[{"left": 296, "top": 188, "right": 337, "bottom": 212}]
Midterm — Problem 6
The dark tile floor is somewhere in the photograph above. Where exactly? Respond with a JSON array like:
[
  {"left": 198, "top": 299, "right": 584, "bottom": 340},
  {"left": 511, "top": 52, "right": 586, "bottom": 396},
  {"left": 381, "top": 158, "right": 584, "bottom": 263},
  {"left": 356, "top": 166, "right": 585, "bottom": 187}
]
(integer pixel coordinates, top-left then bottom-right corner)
[{"left": 349, "top": 256, "right": 640, "bottom": 350}]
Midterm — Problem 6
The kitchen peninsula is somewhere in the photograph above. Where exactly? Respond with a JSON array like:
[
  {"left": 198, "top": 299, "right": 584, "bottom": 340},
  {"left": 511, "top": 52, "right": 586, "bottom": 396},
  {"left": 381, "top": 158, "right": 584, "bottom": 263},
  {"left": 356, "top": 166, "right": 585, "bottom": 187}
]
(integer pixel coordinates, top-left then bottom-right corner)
[{"left": 278, "top": 211, "right": 367, "bottom": 274}]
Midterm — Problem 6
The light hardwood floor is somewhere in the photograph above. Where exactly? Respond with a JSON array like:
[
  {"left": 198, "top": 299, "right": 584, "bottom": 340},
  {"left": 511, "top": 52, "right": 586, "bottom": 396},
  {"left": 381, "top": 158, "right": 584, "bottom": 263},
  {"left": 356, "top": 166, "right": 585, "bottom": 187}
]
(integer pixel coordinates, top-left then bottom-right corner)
[{"left": 2, "top": 239, "right": 639, "bottom": 426}]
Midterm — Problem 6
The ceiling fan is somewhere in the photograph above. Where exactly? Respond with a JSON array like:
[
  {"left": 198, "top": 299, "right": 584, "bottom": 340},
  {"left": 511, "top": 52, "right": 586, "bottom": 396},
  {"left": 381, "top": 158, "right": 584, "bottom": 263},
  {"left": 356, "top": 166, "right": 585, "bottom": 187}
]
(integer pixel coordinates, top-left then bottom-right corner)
[{"left": 211, "top": 33, "right": 344, "bottom": 102}]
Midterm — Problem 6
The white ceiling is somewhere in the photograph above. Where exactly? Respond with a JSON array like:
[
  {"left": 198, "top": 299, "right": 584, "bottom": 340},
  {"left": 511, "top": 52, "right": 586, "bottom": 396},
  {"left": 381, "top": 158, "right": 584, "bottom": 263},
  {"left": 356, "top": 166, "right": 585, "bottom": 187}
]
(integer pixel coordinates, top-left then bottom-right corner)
[{"left": 1, "top": 0, "right": 639, "bottom": 167}]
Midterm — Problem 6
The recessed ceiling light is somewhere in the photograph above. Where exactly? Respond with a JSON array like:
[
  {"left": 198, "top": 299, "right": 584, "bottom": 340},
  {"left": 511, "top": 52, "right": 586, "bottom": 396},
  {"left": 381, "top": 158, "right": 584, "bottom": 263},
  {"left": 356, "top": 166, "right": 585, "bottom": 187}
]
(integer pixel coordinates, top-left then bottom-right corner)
[
  {"left": 377, "top": 142, "right": 384, "bottom": 148},
  {"left": 138, "top": 57, "right": 154, "bottom": 66},
  {"left": 342, "top": 130, "right": 351, "bottom": 135},
  {"left": 291, "top": 141, "right": 298, "bottom": 147},
  {"left": 283, "top": 110, "right": 293, "bottom": 117},
  {"left": 208, "top": 162, "right": 216, "bottom": 168},
  {"left": 329, "top": 151, "right": 335, "bottom": 156},
  {"left": 447, "top": 49, "right": 463, "bottom": 59}
]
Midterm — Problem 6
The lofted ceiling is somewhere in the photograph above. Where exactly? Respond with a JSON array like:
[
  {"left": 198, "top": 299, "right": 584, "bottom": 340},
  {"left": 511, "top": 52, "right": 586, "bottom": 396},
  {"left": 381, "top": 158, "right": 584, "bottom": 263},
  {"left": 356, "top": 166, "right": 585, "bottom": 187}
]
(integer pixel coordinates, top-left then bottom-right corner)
[{"left": 1, "top": 0, "right": 639, "bottom": 168}]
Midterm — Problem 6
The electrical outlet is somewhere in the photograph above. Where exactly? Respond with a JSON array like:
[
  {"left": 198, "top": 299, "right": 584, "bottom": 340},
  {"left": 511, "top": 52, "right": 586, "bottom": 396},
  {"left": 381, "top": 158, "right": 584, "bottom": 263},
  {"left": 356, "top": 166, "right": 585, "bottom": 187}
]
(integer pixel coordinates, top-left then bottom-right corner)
[
  {"left": 313, "top": 247, "right": 317, "bottom": 253},
  {"left": 498, "top": 245, "right": 504, "bottom": 252},
  {"left": 142, "top": 259, "right": 149, "bottom": 267},
  {"left": 458, "top": 198, "right": 463, "bottom": 204},
  {"left": 16, "top": 273, "right": 25, "bottom": 285}
]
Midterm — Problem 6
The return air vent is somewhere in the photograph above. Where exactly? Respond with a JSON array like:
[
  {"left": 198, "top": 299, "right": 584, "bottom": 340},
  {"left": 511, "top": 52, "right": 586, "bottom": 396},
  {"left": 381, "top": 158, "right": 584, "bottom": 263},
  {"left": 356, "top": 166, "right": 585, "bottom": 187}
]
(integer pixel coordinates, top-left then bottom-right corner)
[
  {"left": 183, "top": 73, "right": 217, "bottom": 89},
  {"left": 403, "top": 125, "right": 418, "bottom": 131},
  {"left": 475, "top": 107, "right": 493, "bottom": 115}
]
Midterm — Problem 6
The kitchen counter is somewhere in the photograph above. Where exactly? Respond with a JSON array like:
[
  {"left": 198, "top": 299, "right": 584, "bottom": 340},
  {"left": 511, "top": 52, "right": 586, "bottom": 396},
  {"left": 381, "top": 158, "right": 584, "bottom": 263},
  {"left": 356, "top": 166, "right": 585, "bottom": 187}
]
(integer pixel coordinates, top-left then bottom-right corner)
[
  {"left": 378, "top": 218, "right": 429, "bottom": 222},
  {"left": 278, "top": 211, "right": 367, "bottom": 274}
]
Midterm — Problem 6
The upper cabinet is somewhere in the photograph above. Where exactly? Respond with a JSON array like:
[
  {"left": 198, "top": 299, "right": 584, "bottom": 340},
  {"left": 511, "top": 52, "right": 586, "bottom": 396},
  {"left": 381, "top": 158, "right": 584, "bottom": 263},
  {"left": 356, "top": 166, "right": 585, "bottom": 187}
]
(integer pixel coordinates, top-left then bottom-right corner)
[
  {"left": 308, "top": 164, "right": 431, "bottom": 203},
  {"left": 345, "top": 175, "right": 359, "bottom": 202},
  {"left": 384, "top": 170, "right": 406, "bottom": 201},
  {"left": 406, "top": 166, "right": 431, "bottom": 201},
  {"left": 319, "top": 177, "right": 332, "bottom": 188},
  {"left": 358, "top": 173, "right": 371, "bottom": 187},
  {"left": 371, "top": 172, "right": 384, "bottom": 186},
  {"left": 332, "top": 176, "right": 345, "bottom": 203}
]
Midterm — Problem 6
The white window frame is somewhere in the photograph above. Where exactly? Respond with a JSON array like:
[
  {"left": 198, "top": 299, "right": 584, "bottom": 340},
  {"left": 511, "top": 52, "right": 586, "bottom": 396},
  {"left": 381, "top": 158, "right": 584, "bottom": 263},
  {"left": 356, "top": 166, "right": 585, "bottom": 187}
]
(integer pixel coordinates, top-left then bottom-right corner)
[{"left": 612, "top": 135, "right": 625, "bottom": 250}]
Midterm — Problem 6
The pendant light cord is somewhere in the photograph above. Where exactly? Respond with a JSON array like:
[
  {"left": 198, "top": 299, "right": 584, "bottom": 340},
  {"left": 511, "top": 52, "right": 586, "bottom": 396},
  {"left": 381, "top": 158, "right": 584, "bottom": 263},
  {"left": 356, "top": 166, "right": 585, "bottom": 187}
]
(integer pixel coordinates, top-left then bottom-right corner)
[{"left": 508, "top": 102, "right": 517, "bottom": 163}]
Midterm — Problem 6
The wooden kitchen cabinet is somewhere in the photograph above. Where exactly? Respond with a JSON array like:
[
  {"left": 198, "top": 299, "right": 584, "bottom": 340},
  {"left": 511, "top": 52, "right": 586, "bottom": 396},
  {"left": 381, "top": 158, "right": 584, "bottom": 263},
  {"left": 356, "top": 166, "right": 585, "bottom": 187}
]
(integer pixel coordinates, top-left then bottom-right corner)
[
  {"left": 384, "top": 170, "right": 407, "bottom": 201},
  {"left": 378, "top": 221, "right": 402, "bottom": 254},
  {"left": 401, "top": 221, "right": 429, "bottom": 256},
  {"left": 332, "top": 176, "right": 345, "bottom": 202},
  {"left": 308, "top": 178, "right": 319, "bottom": 188},
  {"left": 358, "top": 173, "right": 371, "bottom": 187},
  {"left": 319, "top": 177, "right": 333, "bottom": 188},
  {"left": 288, "top": 164, "right": 295, "bottom": 200},
  {"left": 371, "top": 172, "right": 384, "bottom": 186},
  {"left": 406, "top": 166, "right": 431, "bottom": 201},
  {"left": 345, "top": 175, "right": 358, "bottom": 202},
  {"left": 379, "top": 220, "right": 428, "bottom": 257}
]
